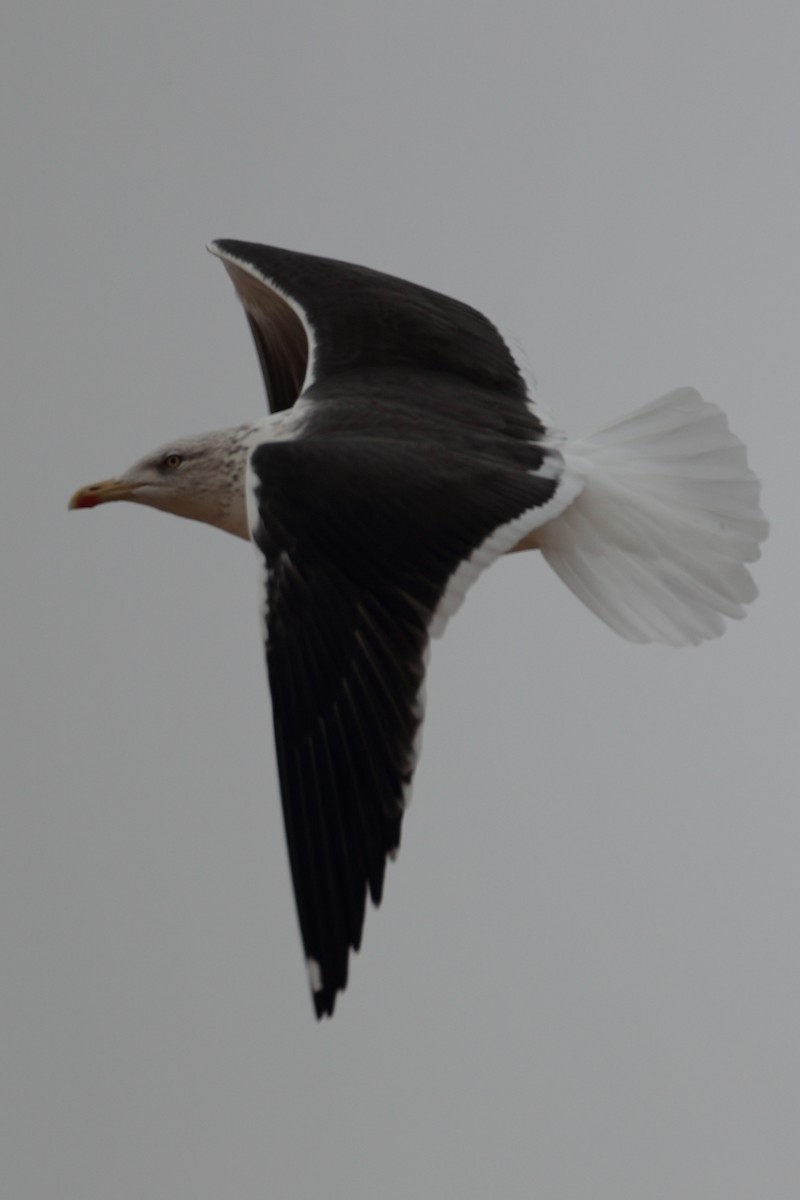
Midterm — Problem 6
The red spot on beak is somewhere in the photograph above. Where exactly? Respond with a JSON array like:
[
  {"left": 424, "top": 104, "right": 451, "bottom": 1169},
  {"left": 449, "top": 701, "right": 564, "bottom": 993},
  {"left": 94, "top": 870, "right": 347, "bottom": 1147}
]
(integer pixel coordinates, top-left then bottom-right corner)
[
  {"left": 68, "top": 479, "right": 126, "bottom": 510},
  {"left": 71, "top": 490, "right": 102, "bottom": 509}
]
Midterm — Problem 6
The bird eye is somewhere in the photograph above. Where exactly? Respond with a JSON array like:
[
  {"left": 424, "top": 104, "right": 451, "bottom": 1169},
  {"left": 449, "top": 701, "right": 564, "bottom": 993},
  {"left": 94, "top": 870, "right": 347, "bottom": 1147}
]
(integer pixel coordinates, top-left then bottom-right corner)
[{"left": 161, "top": 453, "right": 183, "bottom": 470}]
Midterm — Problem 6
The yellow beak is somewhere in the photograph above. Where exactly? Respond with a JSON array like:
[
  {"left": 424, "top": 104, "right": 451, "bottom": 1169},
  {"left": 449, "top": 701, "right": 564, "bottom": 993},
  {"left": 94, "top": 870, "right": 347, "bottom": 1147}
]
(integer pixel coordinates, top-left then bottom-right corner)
[{"left": 68, "top": 478, "right": 142, "bottom": 509}]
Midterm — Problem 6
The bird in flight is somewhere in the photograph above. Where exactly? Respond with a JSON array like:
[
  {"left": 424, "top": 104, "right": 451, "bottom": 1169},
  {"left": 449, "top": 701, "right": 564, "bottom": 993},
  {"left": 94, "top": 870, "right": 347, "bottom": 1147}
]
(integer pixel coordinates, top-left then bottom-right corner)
[{"left": 70, "top": 241, "right": 768, "bottom": 1016}]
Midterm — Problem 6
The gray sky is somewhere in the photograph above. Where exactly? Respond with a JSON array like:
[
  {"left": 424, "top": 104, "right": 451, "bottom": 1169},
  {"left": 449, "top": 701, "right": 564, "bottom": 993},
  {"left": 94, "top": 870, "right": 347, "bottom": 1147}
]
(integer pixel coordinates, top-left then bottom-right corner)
[{"left": 3, "top": 1, "right": 798, "bottom": 1196}]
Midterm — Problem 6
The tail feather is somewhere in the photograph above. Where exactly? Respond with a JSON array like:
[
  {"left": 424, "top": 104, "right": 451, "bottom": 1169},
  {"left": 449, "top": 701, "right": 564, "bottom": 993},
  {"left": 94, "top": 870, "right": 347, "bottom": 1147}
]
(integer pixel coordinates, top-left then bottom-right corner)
[{"left": 538, "top": 388, "right": 768, "bottom": 646}]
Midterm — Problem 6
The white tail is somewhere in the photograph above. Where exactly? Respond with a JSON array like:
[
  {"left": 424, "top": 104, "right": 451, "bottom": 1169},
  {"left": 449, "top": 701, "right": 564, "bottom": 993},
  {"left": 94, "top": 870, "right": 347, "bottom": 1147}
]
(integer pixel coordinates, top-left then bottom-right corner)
[{"left": 537, "top": 388, "right": 769, "bottom": 646}]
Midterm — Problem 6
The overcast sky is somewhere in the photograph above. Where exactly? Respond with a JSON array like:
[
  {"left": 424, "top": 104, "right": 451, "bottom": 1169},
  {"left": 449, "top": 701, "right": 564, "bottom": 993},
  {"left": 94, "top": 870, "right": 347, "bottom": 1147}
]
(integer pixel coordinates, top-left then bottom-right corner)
[{"left": 3, "top": 2, "right": 799, "bottom": 1197}]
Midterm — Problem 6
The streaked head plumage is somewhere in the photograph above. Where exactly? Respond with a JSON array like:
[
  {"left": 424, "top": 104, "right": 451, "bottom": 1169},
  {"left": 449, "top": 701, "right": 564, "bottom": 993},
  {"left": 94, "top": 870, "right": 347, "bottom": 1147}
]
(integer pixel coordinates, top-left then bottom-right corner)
[{"left": 69, "top": 424, "right": 256, "bottom": 540}]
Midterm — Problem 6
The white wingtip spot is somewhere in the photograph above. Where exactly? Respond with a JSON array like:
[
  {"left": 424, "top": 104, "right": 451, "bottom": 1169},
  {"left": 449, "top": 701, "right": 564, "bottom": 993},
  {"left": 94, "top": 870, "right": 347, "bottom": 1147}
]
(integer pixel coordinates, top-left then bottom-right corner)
[{"left": 307, "top": 957, "right": 323, "bottom": 992}]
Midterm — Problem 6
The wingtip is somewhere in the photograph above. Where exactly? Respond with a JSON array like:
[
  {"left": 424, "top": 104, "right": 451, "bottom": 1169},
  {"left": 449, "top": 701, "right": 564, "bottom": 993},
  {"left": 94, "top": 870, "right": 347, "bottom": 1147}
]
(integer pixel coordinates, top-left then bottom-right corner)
[
  {"left": 307, "top": 956, "right": 340, "bottom": 1019},
  {"left": 207, "top": 239, "right": 246, "bottom": 261},
  {"left": 313, "top": 990, "right": 337, "bottom": 1020}
]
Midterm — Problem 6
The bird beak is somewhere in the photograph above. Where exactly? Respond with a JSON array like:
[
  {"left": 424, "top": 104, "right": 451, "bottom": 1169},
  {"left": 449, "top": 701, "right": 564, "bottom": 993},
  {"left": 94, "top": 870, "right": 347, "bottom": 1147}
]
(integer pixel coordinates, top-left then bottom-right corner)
[{"left": 68, "top": 478, "right": 142, "bottom": 509}]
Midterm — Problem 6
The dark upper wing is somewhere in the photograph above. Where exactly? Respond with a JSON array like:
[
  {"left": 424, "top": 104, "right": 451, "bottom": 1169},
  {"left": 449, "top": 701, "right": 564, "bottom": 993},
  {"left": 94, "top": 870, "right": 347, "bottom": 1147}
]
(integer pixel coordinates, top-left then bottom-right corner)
[
  {"left": 208, "top": 240, "right": 545, "bottom": 425},
  {"left": 249, "top": 416, "right": 565, "bottom": 1017},
  {"left": 210, "top": 240, "right": 575, "bottom": 1014}
]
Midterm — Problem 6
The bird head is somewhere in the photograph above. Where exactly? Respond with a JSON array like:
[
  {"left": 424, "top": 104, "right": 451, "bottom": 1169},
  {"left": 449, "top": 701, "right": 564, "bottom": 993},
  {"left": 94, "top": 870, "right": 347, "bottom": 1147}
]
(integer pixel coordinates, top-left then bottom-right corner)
[{"left": 69, "top": 426, "right": 255, "bottom": 540}]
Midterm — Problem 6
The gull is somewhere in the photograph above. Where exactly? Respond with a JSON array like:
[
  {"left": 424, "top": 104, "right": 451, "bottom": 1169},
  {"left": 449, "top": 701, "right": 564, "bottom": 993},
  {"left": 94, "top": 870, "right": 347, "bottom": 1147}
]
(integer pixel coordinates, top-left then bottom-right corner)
[{"left": 70, "top": 240, "right": 768, "bottom": 1016}]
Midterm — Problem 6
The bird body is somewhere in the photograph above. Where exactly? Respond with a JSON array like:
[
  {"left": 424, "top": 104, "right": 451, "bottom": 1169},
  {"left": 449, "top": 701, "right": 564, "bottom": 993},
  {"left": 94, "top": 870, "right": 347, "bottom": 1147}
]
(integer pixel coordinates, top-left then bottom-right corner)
[{"left": 70, "top": 241, "right": 768, "bottom": 1016}]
